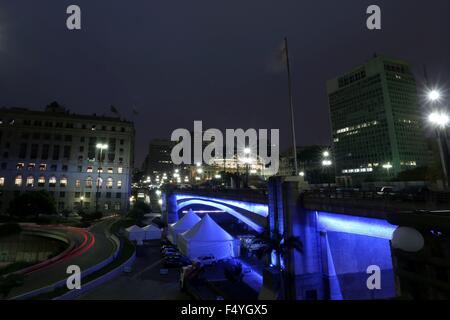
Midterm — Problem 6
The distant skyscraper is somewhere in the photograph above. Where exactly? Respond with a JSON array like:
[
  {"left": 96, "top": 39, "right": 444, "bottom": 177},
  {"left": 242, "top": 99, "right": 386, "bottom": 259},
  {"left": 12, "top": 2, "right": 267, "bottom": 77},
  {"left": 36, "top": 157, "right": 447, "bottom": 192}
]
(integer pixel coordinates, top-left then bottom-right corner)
[{"left": 326, "top": 55, "right": 428, "bottom": 184}]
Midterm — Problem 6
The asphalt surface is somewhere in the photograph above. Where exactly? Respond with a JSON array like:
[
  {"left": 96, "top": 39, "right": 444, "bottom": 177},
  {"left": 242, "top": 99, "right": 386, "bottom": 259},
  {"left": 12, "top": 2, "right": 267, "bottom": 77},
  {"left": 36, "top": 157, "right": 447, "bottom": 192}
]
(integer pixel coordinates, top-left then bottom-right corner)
[
  {"left": 78, "top": 240, "right": 190, "bottom": 300},
  {"left": 9, "top": 218, "right": 117, "bottom": 299}
]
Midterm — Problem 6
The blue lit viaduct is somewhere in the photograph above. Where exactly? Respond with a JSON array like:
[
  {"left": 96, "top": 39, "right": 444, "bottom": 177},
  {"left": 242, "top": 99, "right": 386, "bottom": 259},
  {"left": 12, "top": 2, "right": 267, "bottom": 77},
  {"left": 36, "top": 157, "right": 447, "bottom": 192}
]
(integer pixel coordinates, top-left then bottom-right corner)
[{"left": 163, "top": 179, "right": 402, "bottom": 300}]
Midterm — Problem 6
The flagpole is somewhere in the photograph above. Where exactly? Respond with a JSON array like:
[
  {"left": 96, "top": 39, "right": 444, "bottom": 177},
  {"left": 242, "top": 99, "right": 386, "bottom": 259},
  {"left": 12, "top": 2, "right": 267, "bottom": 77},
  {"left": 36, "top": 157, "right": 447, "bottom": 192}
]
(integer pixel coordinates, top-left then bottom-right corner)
[{"left": 284, "top": 37, "right": 298, "bottom": 176}]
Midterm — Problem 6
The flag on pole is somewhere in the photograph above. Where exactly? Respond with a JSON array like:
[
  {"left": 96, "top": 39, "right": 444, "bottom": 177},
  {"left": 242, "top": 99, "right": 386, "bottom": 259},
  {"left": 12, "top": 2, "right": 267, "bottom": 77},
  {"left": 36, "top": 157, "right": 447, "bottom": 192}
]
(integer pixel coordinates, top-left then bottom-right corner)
[{"left": 268, "top": 40, "right": 288, "bottom": 73}]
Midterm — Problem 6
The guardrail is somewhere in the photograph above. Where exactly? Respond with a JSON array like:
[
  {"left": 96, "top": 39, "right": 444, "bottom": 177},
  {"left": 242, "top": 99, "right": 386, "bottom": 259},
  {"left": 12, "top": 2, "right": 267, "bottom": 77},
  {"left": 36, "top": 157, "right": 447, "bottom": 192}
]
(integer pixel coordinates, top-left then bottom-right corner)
[{"left": 302, "top": 189, "right": 450, "bottom": 203}]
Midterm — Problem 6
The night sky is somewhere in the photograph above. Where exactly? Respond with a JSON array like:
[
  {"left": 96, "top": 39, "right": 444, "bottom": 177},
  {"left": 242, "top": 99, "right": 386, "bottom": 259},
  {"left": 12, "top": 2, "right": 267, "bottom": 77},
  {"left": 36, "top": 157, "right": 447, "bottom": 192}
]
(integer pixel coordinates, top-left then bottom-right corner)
[{"left": 1, "top": 1, "right": 450, "bottom": 166}]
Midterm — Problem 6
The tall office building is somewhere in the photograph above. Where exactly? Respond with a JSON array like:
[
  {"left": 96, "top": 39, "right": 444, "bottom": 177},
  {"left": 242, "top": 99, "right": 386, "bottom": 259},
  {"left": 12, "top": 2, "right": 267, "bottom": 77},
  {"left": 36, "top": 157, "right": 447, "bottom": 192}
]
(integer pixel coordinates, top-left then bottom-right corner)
[
  {"left": 326, "top": 55, "right": 428, "bottom": 184},
  {"left": 0, "top": 104, "right": 134, "bottom": 215},
  {"left": 142, "top": 139, "right": 176, "bottom": 179}
]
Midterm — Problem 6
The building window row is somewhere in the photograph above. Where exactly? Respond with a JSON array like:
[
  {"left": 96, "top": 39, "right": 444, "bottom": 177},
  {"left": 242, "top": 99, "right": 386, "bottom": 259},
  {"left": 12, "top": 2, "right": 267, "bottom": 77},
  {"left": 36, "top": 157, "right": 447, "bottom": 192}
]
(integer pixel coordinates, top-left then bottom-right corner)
[{"left": 1, "top": 175, "right": 122, "bottom": 189}]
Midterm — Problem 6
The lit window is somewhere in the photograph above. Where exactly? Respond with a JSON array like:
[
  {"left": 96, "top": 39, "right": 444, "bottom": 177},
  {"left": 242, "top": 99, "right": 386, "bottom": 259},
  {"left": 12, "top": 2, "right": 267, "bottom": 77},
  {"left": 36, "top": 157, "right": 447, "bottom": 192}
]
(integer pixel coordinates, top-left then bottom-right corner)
[
  {"left": 106, "top": 177, "right": 113, "bottom": 189},
  {"left": 28, "top": 163, "right": 35, "bottom": 170},
  {"left": 86, "top": 176, "right": 93, "bottom": 188},
  {"left": 38, "top": 176, "right": 45, "bottom": 187},
  {"left": 108, "top": 167, "right": 113, "bottom": 174},
  {"left": 117, "top": 180, "right": 122, "bottom": 188},
  {"left": 75, "top": 180, "right": 81, "bottom": 188},
  {"left": 0, "top": 177, "right": 4, "bottom": 187},
  {"left": 49, "top": 176, "right": 56, "bottom": 187},
  {"left": 26, "top": 176, "right": 34, "bottom": 187},
  {"left": 97, "top": 167, "right": 103, "bottom": 173},
  {"left": 16, "top": 163, "right": 24, "bottom": 170},
  {"left": 87, "top": 166, "right": 93, "bottom": 173},
  {"left": 60, "top": 177, "right": 68, "bottom": 187},
  {"left": 15, "top": 175, "right": 23, "bottom": 187},
  {"left": 118, "top": 167, "right": 123, "bottom": 174},
  {"left": 39, "top": 164, "right": 47, "bottom": 171}
]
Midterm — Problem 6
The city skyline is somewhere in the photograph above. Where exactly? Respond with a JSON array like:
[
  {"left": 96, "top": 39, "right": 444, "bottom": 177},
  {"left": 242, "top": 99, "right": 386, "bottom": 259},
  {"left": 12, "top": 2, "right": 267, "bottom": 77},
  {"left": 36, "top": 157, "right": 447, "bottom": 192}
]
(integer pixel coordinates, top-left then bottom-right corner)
[{"left": 1, "top": 1, "right": 450, "bottom": 165}]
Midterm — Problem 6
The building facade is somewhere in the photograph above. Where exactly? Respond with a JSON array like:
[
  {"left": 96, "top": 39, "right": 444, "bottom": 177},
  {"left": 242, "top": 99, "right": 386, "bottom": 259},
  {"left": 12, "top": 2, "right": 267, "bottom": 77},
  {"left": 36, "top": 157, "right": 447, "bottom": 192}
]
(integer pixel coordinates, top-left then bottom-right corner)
[
  {"left": 0, "top": 105, "right": 134, "bottom": 215},
  {"left": 327, "top": 55, "right": 429, "bottom": 184},
  {"left": 278, "top": 145, "right": 335, "bottom": 184},
  {"left": 142, "top": 139, "right": 176, "bottom": 179}
]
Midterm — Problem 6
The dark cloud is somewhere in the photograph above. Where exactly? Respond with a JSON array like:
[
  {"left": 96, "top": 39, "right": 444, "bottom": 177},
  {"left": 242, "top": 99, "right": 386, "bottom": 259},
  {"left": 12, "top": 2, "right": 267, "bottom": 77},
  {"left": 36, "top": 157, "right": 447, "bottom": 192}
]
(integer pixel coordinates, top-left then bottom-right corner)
[{"left": 1, "top": 1, "right": 449, "bottom": 166}]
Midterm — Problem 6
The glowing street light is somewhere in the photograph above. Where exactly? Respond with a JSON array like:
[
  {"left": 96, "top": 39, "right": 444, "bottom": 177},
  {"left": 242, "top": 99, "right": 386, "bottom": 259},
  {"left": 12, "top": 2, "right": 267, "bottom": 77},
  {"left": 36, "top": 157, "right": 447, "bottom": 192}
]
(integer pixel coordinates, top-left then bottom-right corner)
[
  {"left": 299, "top": 171, "right": 305, "bottom": 177},
  {"left": 323, "top": 150, "right": 330, "bottom": 158},
  {"left": 428, "top": 112, "right": 450, "bottom": 128},
  {"left": 382, "top": 163, "right": 393, "bottom": 170},
  {"left": 244, "top": 147, "right": 251, "bottom": 155},
  {"left": 96, "top": 143, "right": 108, "bottom": 150},
  {"left": 428, "top": 110, "right": 450, "bottom": 188},
  {"left": 428, "top": 89, "right": 441, "bottom": 102},
  {"left": 322, "top": 159, "right": 332, "bottom": 166},
  {"left": 95, "top": 143, "right": 108, "bottom": 212}
]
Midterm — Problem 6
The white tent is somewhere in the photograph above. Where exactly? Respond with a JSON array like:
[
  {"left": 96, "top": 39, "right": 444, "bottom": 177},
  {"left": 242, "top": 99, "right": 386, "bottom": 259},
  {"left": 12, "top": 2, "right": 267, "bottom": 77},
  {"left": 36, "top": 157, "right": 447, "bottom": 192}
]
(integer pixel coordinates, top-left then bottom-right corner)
[
  {"left": 167, "top": 209, "right": 201, "bottom": 244},
  {"left": 125, "top": 225, "right": 145, "bottom": 244},
  {"left": 143, "top": 224, "right": 162, "bottom": 240},
  {"left": 178, "top": 214, "right": 235, "bottom": 260}
]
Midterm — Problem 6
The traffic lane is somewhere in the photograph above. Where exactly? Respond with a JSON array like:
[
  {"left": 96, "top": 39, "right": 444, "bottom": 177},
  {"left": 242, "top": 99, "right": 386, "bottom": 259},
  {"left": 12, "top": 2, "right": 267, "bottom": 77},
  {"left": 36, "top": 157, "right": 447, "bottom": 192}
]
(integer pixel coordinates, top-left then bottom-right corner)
[
  {"left": 79, "top": 241, "right": 190, "bottom": 300},
  {"left": 10, "top": 220, "right": 116, "bottom": 298}
]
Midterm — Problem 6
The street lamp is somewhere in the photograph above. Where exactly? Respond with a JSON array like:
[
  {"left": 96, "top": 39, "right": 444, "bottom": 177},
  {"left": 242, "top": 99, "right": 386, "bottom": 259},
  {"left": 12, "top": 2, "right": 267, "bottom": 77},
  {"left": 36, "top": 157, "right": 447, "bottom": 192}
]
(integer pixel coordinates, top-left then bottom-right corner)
[
  {"left": 382, "top": 162, "right": 393, "bottom": 178},
  {"left": 322, "top": 148, "right": 333, "bottom": 189},
  {"left": 80, "top": 196, "right": 84, "bottom": 212},
  {"left": 95, "top": 143, "right": 108, "bottom": 212},
  {"left": 428, "top": 89, "right": 441, "bottom": 102},
  {"left": 428, "top": 111, "right": 450, "bottom": 188}
]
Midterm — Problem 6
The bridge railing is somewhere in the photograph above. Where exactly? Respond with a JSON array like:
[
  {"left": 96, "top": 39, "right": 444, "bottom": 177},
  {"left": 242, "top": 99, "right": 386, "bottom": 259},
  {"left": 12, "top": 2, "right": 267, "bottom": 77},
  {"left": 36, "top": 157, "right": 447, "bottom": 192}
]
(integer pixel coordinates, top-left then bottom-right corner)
[
  {"left": 172, "top": 187, "right": 268, "bottom": 203},
  {"left": 303, "top": 189, "right": 450, "bottom": 203}
]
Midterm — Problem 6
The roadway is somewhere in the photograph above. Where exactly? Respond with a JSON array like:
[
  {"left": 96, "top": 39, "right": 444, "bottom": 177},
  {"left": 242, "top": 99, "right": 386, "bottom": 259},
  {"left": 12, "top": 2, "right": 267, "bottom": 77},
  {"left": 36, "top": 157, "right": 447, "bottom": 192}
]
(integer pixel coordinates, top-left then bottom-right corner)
[{"left": 9, "top": 218, "right": 118, "bottom": 299}]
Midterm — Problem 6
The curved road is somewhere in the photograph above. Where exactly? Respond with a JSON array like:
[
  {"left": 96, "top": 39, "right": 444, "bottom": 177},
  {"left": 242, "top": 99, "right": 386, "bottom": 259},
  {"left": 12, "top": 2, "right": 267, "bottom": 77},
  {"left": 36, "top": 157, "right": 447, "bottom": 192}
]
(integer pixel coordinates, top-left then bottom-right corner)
[{"left": 9, "top": 218, "right": 118, "bottom": 299}]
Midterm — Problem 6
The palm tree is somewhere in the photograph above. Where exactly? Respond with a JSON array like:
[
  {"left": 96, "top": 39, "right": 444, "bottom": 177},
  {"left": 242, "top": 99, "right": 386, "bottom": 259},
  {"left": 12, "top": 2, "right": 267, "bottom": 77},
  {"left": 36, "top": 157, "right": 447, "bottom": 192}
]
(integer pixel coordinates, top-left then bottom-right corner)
[{"left": 255, "top": 231, "right": 303, "bottom": 300}]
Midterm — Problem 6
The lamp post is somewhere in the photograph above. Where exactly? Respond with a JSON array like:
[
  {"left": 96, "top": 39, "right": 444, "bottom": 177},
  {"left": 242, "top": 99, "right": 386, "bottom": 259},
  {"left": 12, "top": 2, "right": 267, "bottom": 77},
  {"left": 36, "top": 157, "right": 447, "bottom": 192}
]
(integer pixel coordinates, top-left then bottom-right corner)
[
  {"left": 322, "top": 150, "right": 332, "bottom": 189},
  {"left": 428, "top": 110, "right": 450, "bottom": 188},
  {"left": 243, "top": 148, "right": 251, "bottom": 188},
  {"left": 426, "top": 88, "right": 450, "bottom": 188},
  {"left": 95, "top": 143, "right": 108, "bottom": 212},
  {"left": 382, "top": 163, "right": 393, "bottom": 179},
  {"left": 80, "top": 196, "right": 84, "bottom": 213}
]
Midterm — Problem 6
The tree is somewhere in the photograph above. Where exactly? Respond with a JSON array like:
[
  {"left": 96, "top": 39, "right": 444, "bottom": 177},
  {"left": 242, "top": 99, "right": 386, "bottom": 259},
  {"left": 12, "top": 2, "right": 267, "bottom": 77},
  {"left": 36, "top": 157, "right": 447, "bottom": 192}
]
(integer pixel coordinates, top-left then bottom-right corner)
[
  {"left": 127, "top": 200, "right": 150, "bottom": 225},
  {"left": 255, "top": 231, "right": 303, "bottom": 300},
  {"left": 7, "top": 191, "right": 56, "bottom": 220}
]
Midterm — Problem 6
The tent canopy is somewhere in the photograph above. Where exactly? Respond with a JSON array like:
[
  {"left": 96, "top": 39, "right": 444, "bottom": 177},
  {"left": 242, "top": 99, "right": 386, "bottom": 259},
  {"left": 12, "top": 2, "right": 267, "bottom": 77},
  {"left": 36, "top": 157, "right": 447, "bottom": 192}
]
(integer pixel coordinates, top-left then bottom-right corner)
[
  {"left": 126, "top": 225, "right": 144, "bottom": 233},
  {"left": 178, "top": 214, "right": 235, "bottom": 260},
  {"left": 168, "top": 209, "right": 201, "bottom": 244},
  {"left": 181, "top": 214, "right": 233, "bottom": 242},
  {"left": 143, "top": 224, "right": 160, "bottom": 231},
  {"left": 170, "top": 209, "right": 201, "bottom": 231}
]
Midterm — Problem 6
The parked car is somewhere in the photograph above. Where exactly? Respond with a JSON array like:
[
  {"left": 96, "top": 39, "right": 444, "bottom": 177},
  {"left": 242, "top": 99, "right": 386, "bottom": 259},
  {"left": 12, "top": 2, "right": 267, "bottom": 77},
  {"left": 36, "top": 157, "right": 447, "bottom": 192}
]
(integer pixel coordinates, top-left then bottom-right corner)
[
  {"left": 163, "top": 251, "right": 182, "bottom": 258},
  {"left": 193, "top": 255, "right": 217, "bottom": 266},
  {"left": 400, "top": 186, "right": 431, "bottom": 202},
  {"left": 160, "top": 244, "right": 176, "bottom": 253},
  {"left": 161, "top": 247, "right": 179, "bottom": 256},
  {"left": 376, "top": 186, "right": 396, "bottom": 197},
  {"left": 248, "top": 239, "right": 268, "bottom": 251},
  {"left": 164, "top": 256, "right": 192, "bottom": 268}
]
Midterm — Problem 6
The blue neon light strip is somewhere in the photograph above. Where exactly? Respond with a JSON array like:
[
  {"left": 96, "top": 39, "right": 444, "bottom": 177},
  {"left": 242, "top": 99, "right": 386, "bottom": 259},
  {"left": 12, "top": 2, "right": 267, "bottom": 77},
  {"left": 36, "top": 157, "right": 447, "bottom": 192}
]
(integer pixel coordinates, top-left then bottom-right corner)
[
  {"left": 317, "top": 211, "right": 397, "bottom": 239},
  {"left": 175, "top": 194, "right": 268, "bottom": 217},
  {"left": 177, "top": 199, "right": 264, "bottom": 233}
]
